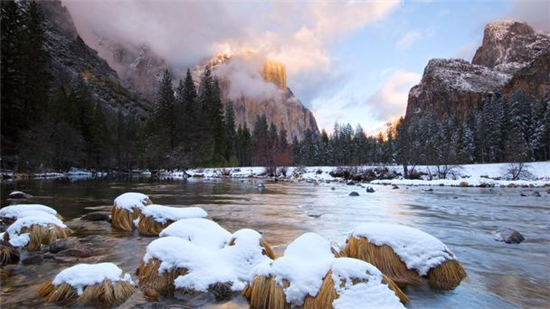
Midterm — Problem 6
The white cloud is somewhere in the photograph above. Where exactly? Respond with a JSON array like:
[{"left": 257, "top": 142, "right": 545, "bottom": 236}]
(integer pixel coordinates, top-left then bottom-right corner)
[
  {"left": 368, "top": 70, "right": 421, "bottom": 122},
  {"left": 395, "top": 28, "right": 435, "bottom": 50},
  {"left": 507, "top": 0, "right": 550, "bottom": 32}
]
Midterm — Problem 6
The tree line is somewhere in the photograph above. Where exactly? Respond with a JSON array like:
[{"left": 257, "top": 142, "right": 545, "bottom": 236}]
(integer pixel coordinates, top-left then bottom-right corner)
[{"left": 2, "top": 1, "right": 548, "bottom": 173}]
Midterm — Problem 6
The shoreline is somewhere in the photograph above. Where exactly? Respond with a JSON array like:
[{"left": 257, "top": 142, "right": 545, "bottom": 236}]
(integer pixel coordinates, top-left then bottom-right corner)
[{"left": 2, "top": 162, "right": 550, "bottom": 188}]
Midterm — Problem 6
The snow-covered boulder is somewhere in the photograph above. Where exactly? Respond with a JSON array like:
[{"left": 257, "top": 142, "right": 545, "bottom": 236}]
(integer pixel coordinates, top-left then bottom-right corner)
[
  {"left": 342, "top": 223, "right": 466, "bottom": 289},
  {"left": 111, "top": 192, "right": 152, "bottom": 231},
  {"left": 136, "top": 205, "right": 208, "bottom": 236},
  {"left": 38, "top": 263, "right": 135, "bottom": 307},
  {"left": 244, "top": 233, "right": 407, "bottom": 308}
]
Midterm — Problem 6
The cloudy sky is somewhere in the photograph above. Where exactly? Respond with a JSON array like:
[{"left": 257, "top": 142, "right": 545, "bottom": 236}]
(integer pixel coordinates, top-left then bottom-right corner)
[{"left": 64, "top": 0, "right": 549, "bottom": 134}]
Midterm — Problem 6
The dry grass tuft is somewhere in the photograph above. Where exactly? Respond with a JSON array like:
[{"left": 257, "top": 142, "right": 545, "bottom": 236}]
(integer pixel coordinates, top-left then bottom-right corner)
[
  {"left": 0, "top": 267, "right": 10, "bottom": 283},
  {"left": 136, "top": 215, "right": 173, "bottom": 236},
  {"left": 38, "top": 279, "right": 135, "bottom": 307},
  {"left": 426, "top": 259, "right": 466, "bottom": 290},
  {"left": 0, "top": 241, "right": 20, "bottom": 266},
  {"left": 111, "top": 207, "right": 141, "bottom": 231},
  {"left": 382, "top": 274, "right": 409, "bottom": 304},
  {"left": 136, "top": 257, "right": 188, "bottom": 296},
  {"left": 4, "top": 224, "right": 71, "bottom": 251},
  {"left": 243, "top": 276, "right": 290, "bottom": 309},
  {"left": 341, "top": 236, "right": 421, "bottom": 287}
]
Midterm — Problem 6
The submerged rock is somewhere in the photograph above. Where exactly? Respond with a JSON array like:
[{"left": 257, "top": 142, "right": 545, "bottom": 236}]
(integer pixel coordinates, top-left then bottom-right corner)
[
  {"left": 392, "top": 185, "right": 399, "bottom": 189},
  {"left": 21, "top": 253, "right": 43, "bottom": 265},
  {"left": 349, "top": 191, "right": 360, "bottom": 196},
  {"left": 49, "top": 237, "right": 81, "bottom": 254},
  {"left": 81, "top": 212, "right": 110, "bottom": 221},
  {"left": 8, "top": 191, "right": 31, "bottom": 199},
  {"left": 532, "top": 191, "right": 541, "bottom": 197},
  {"left": 56, "top": 246, "right": 93, "bottom": 258},
  {"left": 346, "top": 181, "right": 355, "bottom": 186},
  {"left": 494, "top": 228, "right": 525, "bottom": 244},
  {"left": 366, "top": 187, "right": 375, "bottom": 193}
]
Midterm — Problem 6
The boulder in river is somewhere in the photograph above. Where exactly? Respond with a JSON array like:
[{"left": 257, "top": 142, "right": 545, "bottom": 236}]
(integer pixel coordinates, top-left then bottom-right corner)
[
  {"left": 8, "top": 191, "right": 31, "bottom": 199},
  {"left": 81, "top": 212, "right": 110, "bottom": 221},
  {"left": 346, "top": 181, "right": 355, "bottom": 186},
  {"left": 366, "top": 187, "right": 375, "bottom": 193},
  {"left": 392, "top": 185, "right": 399, "bottom": 189},
  {"left": 21, "top": 253, "right": 43, "bottom": 265},
  {"left": 349, "top": 191, "right": 360, "bottom": 196},
  {"left": 494, "top": 228, "right": 525, "bottom": 244}
]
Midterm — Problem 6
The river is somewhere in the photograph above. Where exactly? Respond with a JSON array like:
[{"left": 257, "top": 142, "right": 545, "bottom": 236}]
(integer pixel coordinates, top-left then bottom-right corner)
[{"left": 1, "top": 176, "right": 549, "bottom": 308}]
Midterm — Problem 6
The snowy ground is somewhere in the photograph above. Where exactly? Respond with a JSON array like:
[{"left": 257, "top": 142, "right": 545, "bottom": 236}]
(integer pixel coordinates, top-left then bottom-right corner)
[{"left": 181, "top": 162, "right": 550, "bottom": 188}]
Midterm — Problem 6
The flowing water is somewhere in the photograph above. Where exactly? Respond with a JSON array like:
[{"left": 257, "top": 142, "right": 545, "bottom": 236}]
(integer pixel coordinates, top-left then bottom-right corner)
[{"left": 1, "top": 176, "right": 549, "bottom": 308}]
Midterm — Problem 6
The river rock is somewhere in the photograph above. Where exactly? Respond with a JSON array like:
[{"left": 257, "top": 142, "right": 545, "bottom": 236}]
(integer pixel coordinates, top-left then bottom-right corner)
[
  {"left": 56, "top": 246, "right": 93, "bottom": 258},
  {"left": 8, "top": 191, "right": 31, "bottom": 199},
  {"left": 49, "top": 237, "right": 81, "bottom": 253},
  {"left": 532, "top": 191, "right": 541, "bottom": 197},
  {"left": 21, "top": 253, "right": 43, "bottom": 265},
  {"left": 331, "top": 187, "right": 335, "bottom": 190},
  {"left": 494, "top": 228, "right": 525, "bottom": 244},
  {"left": 366, "top": 187, "right": 375, "bottom": 193},
  {"left": 346, "top": 181, "right": 355, "bottom": 186},
  {"left": 81, "top": 212, "right": 110, "bottom": 221},
  {"left": 392, "top": 185, "right": 399, "bottom": 189},
  {"left": 349, "top": 191, "right": 360, "bottom": 196}
]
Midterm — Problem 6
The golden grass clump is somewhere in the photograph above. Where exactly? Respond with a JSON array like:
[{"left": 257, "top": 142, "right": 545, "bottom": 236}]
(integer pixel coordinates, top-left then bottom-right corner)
[
  {"left": 341, "top": 236, "right": 421, "bottom": 287},
  {"left": 243, "top": 271, "right": 407, "bottom": 309},
  {"left": 426, "top": 259, "right": 467, "bottom": 290},
  {"left": 4, "top": 224, "right": 71, "bottom": 251},
  {"left": 111, "top": 197, "right": 152, "bottom": 231},
  {"left": 0, "top": 241, "right": 20, "bottom": 266},
  {"left": 228, "top": 236, "right": 276, "bottom": 259},
  {"left": 38, "top": 279, "right": 136, "bottom": 307},
  {"left": 136, "top": 215, "right": 173, "bottom": 236},
  {"left": 136, "top": 257, "right": 188, "bottom": 296},
  {"left": 242, "top": 276, "right": 290, "bottom": 309}
]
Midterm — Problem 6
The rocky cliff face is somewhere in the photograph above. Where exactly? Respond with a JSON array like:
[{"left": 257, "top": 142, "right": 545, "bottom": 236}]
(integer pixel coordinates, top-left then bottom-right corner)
[
  {"left": 40, "top": 0, "right": 150, "bottom": 119},
  {"left": 86, "top": 36, "right": 171, "bottom": 102},
  {"left": 406, "top": 20, "right": 550, "bottom": 121},
  {"left": 472, "top": 20, "right": 550, "bottom": 73},
  {"left": 194, "top": 54, "right": 319, "bottom": 141}
]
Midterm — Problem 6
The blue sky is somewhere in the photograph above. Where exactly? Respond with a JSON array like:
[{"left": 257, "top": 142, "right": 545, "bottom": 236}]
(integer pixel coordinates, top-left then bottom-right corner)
[{"left": 308, "top": 0, "right": 514, "bottom": 134}]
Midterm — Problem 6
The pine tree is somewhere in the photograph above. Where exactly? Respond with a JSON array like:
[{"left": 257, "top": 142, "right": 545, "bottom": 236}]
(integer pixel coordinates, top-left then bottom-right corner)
[{"left": 155, "top": 69, "right": 176, "bottom": 148}]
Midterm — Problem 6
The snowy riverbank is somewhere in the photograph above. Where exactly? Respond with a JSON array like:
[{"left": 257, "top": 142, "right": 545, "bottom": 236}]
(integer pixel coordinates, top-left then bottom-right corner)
[{"left": 182, "top": 162, "right": 550, "bottom": 188}]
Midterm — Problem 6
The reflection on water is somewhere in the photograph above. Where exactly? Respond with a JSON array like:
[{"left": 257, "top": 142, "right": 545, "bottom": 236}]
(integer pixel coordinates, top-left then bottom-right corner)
[{"left": 1, "top": 177, "right": 549, "bottom": 308}]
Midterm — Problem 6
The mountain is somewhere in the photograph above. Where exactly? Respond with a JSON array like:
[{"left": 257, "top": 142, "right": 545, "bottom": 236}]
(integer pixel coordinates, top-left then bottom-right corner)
[
  {"left": 406, "top": 20, "right": 550, "bottom": 121},
  {"left": 40, "top": 0, "right": 150, "bottom": 119},
  {"left": 192, "top": 53, "right": 319, "bottom": 141}
]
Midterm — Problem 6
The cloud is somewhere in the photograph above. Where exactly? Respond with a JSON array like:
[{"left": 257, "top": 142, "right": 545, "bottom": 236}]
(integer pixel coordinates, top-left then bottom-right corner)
[
  {"left": 507, "top": 0, "right": 550, "bottom": 32},
  {"left": 395, "top": 28, "right": 435, "bottom": 50},
  {"left": 62, "top": 0, "right": 401, "bottom": 104},
  {"left": 368, "top": 71, "right": 421, "bottom": 122}
]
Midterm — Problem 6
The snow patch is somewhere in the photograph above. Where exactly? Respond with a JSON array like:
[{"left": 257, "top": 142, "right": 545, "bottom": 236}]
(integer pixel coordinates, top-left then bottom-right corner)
[
  {"left": 0, "top": 204, "right": 58, "bottom": 220},
  {"left": 113, "top": 192, "right": 150, "bottom": 212},
  {"left": 140, "top": 205, "right": 208, "bottom": 224},
  {"left": 159, "top": 218, "right": 232, "bottom": 250}
]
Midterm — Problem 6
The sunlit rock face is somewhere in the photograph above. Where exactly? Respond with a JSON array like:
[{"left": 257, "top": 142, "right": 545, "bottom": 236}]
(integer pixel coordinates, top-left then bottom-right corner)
[
  {"left": 194, "top": 53, "right": 319, "bottom": 141},
  {"left": 406, "top": 20, "right": 550, "bottom": 122},
  {"left": 261, "top": 60, "right": 287, "bottom": 90}
]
